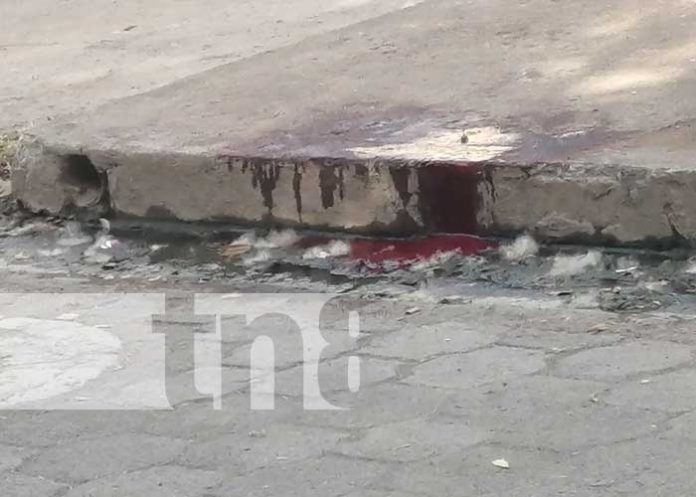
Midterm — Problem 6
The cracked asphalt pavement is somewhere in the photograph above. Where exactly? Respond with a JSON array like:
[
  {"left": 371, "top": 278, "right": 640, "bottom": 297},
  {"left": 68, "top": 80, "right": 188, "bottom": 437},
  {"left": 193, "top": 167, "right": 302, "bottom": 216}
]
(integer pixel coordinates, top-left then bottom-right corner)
[{"left": 2, "top": 220, "right": 696, "bottom": 495}]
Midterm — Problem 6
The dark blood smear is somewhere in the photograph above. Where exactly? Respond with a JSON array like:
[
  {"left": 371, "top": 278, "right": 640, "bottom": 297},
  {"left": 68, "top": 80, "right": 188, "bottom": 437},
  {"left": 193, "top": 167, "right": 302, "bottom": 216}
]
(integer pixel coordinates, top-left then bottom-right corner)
[
  {"left": 348, "top": 234, "right": 496, "bottom": 264},
  {"left": 417, "top": 164, "right": 482, "bottom": 233}
]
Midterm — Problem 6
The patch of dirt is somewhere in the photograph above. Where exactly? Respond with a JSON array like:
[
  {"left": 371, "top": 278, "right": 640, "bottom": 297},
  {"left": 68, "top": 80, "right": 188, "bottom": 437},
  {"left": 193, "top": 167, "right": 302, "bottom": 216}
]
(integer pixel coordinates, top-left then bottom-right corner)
[{"left": 0, "top": 134, "right": 17, "bottom": 181}]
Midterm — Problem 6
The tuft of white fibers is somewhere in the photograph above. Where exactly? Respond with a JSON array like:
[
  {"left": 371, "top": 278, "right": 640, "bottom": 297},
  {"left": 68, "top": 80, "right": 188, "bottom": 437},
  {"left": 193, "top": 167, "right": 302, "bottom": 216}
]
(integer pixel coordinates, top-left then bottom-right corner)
[
  {"left": 242, "top": 249, "right": 271, "bottom": 267},
  {"left": 302, "top": 240, "right": 350, "bottom": 260},
  {"left": 234, "top": 231, "right": 257, "bottom": 246},
  {"left": 549, "top": 250, "right": 602, "bottom": 277},
  {"left": 685, "top": 257, "right": 696, "bottom": 274},
  {"left": 57, "top": 221, "right": 92, "bottom": 247},
  {"left": 500, "top": 235, "right": 539, "bottom": 261},
  {"left": 255, "top": 229, "right": 299, "bottom": 249},
  {"left": 410, "top": 250, "right": 461, "bottom": 271}
]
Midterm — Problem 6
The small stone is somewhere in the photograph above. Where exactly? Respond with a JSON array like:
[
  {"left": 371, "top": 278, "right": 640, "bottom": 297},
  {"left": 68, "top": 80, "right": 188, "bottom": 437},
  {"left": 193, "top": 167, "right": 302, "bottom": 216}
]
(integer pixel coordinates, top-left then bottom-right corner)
[{"left": 439, "top": 295, "right": 471, "bottom": 305}]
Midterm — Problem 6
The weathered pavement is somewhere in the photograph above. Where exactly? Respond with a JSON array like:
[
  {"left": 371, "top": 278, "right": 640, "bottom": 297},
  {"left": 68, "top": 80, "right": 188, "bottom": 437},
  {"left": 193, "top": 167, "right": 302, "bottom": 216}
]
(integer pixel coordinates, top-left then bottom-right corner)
[
  {"left": 2, "top": 217, "right": 696, "bottom": 495},
  {"left": 3, "top": 270, "right": 696, "bottom": 496},
  {"left": 6, "top": 0, "right": 696, "bottom": 246}
]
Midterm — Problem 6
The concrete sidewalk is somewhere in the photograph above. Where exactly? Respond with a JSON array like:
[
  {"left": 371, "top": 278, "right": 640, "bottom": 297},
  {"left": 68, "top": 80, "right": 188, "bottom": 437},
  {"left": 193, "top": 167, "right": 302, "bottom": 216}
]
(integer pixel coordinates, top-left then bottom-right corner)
[{"left": 7, "top": 0, "right": 696, "bottom": 245}]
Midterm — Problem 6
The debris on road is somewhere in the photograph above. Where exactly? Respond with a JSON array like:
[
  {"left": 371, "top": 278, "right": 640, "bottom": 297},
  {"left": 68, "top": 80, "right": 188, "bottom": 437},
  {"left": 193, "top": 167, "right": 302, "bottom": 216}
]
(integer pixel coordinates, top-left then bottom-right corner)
[
  {"left": 0, "top": 134, "right": 17, "bottom": 198},
  {"left": 549, "top": 251, "right": 602, "bottom": 277},
  {"left": 255, "top": 230, "right": 300, "bottom": 249},
  {"left": 242, "top": 249, "right": 272, "bottom": 267},
  {"left": 303, "top": 240, "right": 350, "bottom": 260},
  {"left": 492, "top": 458, "right": 510, "bottom": 469},
  {"left": 220, "top": 241, "right": 252, "bottom": 259},
  {"left": 598, "top": 287, "right": 669, "bottom": 313},
  {"left": 439, "top": 295, "right": 471, "bottom": 305},
  {"left": 500, "top": 234, "right": 539, "bottom": 262},
  {"left": 587, "top": 323, "right": 609, "bottom": 334},
  {"left": 0, "top": 212, "right": 694, "bottom": 318},
  {"left": 58, "top": 222, "right": 93, "bottom": 247}
]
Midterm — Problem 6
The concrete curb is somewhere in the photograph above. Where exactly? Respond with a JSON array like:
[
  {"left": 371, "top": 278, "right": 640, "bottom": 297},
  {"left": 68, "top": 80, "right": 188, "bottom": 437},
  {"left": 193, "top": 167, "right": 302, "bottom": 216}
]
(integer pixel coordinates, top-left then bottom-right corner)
[{"left": 12, "top": 139, "right": 696, "bottom": 248}]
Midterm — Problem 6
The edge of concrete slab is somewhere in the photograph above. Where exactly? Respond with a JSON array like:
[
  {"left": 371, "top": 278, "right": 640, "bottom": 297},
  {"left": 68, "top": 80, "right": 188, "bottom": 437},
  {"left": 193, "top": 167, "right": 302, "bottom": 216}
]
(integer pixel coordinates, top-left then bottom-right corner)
[{"left": 11, "top": 138, "right": 696, "bottom": 248}]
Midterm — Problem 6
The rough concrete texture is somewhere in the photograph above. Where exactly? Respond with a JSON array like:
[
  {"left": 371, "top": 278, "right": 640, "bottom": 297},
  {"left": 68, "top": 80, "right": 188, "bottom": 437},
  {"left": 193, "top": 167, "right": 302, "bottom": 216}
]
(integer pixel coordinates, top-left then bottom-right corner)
[
  {"left": 1, "top": 0, "right": 424, "bottom": 129},
  {"left": 3, "top": 214, "right": 696, "bottom": 493},
  {"left": 4, "top": 269, "right": 696, "bottom": 495},
  {"left": 6, "top": 0, "right": 696, "bottom": 244}
]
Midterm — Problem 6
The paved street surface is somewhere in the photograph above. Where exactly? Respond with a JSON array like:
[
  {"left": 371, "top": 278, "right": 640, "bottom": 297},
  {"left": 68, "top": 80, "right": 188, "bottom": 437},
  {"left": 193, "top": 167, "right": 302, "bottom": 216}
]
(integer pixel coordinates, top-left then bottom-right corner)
[
  {"left": 1, "top": 234, "right": 696, "bottom": 495},
  {"left": 4, "top": 0, "right": 696, "bottom": 492}
]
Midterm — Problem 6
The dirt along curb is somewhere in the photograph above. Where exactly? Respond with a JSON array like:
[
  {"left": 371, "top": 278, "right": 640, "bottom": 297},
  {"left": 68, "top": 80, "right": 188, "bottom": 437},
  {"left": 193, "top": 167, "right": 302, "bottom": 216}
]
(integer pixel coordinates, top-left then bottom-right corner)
[{"left": 0, "top": 134, "right": 18, "bottom": 199}]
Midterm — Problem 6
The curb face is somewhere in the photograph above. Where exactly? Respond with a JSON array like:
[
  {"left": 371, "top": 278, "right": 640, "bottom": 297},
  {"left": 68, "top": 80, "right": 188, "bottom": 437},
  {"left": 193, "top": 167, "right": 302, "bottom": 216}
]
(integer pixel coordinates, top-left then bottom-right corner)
[
  {"left": 13, "top": 143, "right": 491, "bottom": 236},
  {"left": 12, "top": 141, "right": 696, "bottom": 247}
]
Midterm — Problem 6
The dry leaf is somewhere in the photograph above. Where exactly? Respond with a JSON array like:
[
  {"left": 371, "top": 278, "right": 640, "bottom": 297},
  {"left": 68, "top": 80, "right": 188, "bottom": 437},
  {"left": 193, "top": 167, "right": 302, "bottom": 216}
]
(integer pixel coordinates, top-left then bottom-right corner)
[{"left": 221, "top": 242, "right": 252, "bottom": 259}]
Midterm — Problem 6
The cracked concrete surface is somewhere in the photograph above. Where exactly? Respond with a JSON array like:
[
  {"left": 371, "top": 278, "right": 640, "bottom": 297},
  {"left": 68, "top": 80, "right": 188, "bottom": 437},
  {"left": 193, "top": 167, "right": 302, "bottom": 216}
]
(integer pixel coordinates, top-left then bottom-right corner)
[
  {"left": 2, "top": 265, "right": 696, "bottom": 495},
  {"left": 7, "top": 0, "right": 696, "bottom": 245}
]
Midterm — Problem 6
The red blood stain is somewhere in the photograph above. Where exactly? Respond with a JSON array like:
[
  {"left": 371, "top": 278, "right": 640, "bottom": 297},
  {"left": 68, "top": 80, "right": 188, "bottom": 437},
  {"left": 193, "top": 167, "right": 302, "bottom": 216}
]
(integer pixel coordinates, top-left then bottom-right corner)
[{"left": 348, "top": 234, "right": 496, "bottom": 264}]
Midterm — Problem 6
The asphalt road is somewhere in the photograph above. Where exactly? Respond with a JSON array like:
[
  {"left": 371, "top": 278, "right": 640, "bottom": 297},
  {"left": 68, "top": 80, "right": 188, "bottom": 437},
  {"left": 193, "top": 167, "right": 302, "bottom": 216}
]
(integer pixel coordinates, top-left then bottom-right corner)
[{"left": 1, "top": 222, "right": 696, "bottom": 496}]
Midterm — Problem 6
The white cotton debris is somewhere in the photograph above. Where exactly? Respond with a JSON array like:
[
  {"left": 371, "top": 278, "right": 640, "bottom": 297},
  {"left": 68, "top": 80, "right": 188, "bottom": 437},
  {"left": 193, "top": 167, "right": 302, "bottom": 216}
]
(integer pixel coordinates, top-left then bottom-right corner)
[
  {"left": 255, "top": 230, "right": 299, "bottom": 249},
  {"left": 685, "top": 257, "right": 696, "bottom": 274},
  {"left": 57, "top": 221, "right": 92, "bottom": 247},
  {"left": 302, "top": 240, "right": 350, "bottom": 260},
  {"left": 491, "top": 458, "right": 510, "bottom": 469},
  {"left": 410, "top": 250, "right": 461, "bottom": 271},
  {"left": 242, "top": 249, "right": 271, "bottom": 267},
  {"left": 99, "top": 218, "right": 111, "bottom": 233},
  {"left": 549, "top": 250, "right": 602, "bottom": 277},
  {"left": 500, "top": 235, "right": 539, "bottom": 261},
  {"left": 234, "top": 231, "right": 257, "bottom": 246},
  {"left": 643, "top": 280, "right": 668, "bottom": 292},
  {"left": 83, "top": 234, "right": 120, "bottom": 264},
  {"left": 82, "top": 217, "right": 123, "bottom": 264},
  {"left": 37, "top": 248, "right": 64, "bottom": 258},
  {"left": 614, "top": 256, "right": 640, "bottom": 275}
]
